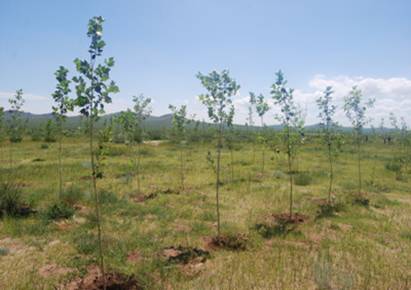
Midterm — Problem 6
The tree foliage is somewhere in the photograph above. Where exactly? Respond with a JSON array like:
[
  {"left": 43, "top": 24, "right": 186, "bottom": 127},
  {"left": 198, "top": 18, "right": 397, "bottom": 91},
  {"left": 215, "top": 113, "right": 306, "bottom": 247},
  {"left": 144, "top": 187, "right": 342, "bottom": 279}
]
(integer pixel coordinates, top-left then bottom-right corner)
[{"left": 8, "top": 89, "right": 26, "bottom": 143}]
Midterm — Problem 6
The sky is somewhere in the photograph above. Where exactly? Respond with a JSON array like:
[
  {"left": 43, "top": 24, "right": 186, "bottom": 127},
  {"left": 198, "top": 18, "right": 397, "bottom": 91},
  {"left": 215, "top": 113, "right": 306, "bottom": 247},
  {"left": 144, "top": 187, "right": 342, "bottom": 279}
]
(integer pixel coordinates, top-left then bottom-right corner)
[{"left": 1, "top": 0, "right": 411, "bottom": 127}]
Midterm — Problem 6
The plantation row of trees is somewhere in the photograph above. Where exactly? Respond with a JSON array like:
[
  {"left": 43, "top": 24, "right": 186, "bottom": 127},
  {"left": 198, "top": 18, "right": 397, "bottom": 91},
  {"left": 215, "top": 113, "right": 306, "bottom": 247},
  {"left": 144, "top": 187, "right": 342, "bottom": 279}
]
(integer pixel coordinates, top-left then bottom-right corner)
[{"left": 0, "top": 15, "right": 410, "bottom": 288}]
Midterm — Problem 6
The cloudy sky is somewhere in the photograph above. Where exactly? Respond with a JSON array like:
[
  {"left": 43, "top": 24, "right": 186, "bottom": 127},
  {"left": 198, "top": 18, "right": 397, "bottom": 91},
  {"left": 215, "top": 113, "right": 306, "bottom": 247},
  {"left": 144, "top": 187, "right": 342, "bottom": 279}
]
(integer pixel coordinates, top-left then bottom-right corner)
[{"left": 1, "top": 0, "right": 410, "bottom": 127}]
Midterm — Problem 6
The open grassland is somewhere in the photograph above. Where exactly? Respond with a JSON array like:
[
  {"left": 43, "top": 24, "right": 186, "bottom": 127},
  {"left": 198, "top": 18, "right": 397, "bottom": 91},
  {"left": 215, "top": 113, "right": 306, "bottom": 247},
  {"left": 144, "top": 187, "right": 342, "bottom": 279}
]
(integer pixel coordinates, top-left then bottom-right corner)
[{"left": 0, "top": 137, "right": 410, "bottom": 289}]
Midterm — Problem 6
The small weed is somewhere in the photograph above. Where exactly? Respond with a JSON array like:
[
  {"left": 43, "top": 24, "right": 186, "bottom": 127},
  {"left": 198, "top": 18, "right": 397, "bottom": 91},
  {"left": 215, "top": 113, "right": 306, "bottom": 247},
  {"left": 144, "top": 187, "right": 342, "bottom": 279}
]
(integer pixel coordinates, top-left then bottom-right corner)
[
  {"left": 0, "top": 182, "right": 34, "bottom": 217},
  {"left": 316, "top": 200, "right": 345, "bottom": 218},
  {"left": 45, "top": 202, "right": 75, "bottom": 220},
  {"left": 294, "top": 172, "right": 312, "bottom": 186},
  {"left": 256, "top": 213, "right": 308, "bottom": 238},
  {"left": 40, "top": 143, "right": 49, "bottom": 149}
]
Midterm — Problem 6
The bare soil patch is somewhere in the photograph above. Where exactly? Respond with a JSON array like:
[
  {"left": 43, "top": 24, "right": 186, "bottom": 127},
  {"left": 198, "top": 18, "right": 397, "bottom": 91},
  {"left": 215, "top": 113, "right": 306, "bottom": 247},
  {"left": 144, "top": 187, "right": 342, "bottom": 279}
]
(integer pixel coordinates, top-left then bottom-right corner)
[
  {"left": 205, "top": 233, "right": 248, "bottom": 251},
  {"left": 255, "top": 213, "right": 308, "bottom": 238},
  {"left": 62, "top": 265, "right": 142, "bottom": 290},
  {"left": 163, "top": 246, "right": 210, "bottom": 264}
]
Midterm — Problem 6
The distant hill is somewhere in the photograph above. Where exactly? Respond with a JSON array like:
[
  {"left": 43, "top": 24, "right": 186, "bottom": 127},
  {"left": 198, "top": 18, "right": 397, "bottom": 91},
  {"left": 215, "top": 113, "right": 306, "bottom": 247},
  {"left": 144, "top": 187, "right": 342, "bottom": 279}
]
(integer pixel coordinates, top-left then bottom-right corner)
[
  {"left": 3, "top": 111, "right": 174, "bottom": 130},
  {"left": 3, "top": 111, "right": 390, "bottom": 134}
]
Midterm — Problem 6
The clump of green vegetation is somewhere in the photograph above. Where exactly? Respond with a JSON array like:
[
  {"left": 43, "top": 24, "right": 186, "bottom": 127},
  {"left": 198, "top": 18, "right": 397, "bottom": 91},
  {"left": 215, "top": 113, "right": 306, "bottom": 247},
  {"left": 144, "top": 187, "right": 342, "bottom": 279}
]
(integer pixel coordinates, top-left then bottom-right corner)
[
  {"left": 0, "top": 182, "right": 32, "bottom": 217},
  {"left": 316, "top": 200, "right": 345, "bottom": 218},
  {"left": 45, "top": 202, "right": 74, "bottom": 220},
  {"left": 43, "top": 119, "right": 57, "bottom": 142},
  {"left": 293, "top": 171, "right": 312, "bottom": 186},
  {"left": 40, "top": 143, "right": 49, "bottom": 149}
]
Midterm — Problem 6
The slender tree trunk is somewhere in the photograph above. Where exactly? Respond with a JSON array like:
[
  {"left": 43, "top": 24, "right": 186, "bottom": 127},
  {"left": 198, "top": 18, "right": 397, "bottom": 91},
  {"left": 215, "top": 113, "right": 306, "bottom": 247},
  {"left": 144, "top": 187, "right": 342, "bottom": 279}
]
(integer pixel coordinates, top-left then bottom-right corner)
[
  {"left": 287, "top": 125, "right": 293, "bottom": 218},
  {"left": 9, "top": 142, "right": 13, "bottom": 170},
  {"left": 137, "top": 142, "right": 141, "bottom": 195},
  {"left": 248, "top": 140, "right": 255, "bottom": 194},
  {"left": 88, "top": 54, "right": 105, "bottom": 289},
  {"left": 180, "top": 143, "right": 185, "bottom": 191},
  {"left": 88, "top": 116, "right": 105, "bottom": 288},
  {"left": 261, "top": 117, "right": 265, "bottom": 175},
  {"left": 215, "top": 125, "right": 222, "bottom": 237},
  {"left": 327, "top": 138, "right": 333, "bottom": 204},
  {"left": 230, "top": 148, "right": 234, "bottom": 183},
  {"left": 58, "top": 122, "right": 63, "bottom": 198},
  {"left": 357, "top": 134, "right": 362, "bottom": 195}
]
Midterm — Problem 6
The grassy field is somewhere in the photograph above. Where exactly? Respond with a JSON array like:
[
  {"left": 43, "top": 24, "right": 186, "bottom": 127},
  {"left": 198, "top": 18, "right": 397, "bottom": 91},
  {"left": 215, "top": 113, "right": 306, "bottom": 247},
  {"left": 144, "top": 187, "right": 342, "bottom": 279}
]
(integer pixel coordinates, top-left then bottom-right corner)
[{"left": 0, "top": 137, "right": 410, "bottom": 289}]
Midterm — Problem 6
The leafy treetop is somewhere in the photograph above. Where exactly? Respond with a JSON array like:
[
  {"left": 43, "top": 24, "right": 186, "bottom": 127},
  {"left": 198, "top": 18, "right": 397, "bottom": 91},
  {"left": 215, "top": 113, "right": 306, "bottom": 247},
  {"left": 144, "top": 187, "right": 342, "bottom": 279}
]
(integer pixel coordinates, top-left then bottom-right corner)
[
  {"left": 73, "top": 16, "right": 119, "bottom": 118},
  {"left": 52, "top": 66, "right": 73, "bottom": 122},
  {"left": 197, "top": 70, "right": 239, "bottom": 127},
  {"left": 343, "top": 86, "right": 375, "bottom": 134}
]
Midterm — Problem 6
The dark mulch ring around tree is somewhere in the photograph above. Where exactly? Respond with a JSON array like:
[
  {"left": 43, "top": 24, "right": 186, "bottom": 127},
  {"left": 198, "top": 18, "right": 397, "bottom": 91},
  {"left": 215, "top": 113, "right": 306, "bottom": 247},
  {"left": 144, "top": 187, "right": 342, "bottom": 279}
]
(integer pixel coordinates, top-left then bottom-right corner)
[
  {"left": 313, "top": 198, "right": 345, "bottom": 218},
  {"left": 132, "top": 192, "right": 158, "bottom": 203},
  {"left": 255, "top": 213, "right": 308, "bottom": 238},
  {"left": 162, "top": 246, "right": 210, "bottom": 264},
  {"left": 162, "top": 246, "right": 211, "bottom": 277},
  {"left": 156, "top": 187, "right": 181, "bottom": 195},
  {"left": 0, "top": 204, "right": 36, "bottom": 218},
  {"left": 205, "top": 233, "right": 248, "bottom": 251},
  {"left": 62, "top": 265, "right": 142, "bottom": 290},
  {"left": 351, "top": 192, "right": 370, "bottom": 207}
]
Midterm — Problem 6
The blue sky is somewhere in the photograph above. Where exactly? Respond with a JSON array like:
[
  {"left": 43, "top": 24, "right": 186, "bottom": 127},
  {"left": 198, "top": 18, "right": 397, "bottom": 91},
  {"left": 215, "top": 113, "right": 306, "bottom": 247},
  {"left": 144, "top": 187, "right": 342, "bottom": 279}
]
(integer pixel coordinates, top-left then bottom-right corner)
[{"left": 1, "top": 0, "right": 411, "bottom": 125}]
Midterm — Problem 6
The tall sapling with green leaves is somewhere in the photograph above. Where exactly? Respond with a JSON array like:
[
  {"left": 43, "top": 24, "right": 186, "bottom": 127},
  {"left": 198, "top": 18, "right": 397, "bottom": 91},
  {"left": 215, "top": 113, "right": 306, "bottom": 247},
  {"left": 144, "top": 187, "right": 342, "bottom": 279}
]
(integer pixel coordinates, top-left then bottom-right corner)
[
  {"left": 343, "top": 86, "right": 374, "bottom": 197},
  {"left": 316, "top": 87, "right": 341, "bottom": 210},
  {"left": 7, "top": 89, "right": 26, "bottom": 173},
  {"left": 131, "top": 94, "right": 151, "bottom": 195},
  {"left": 271, "top": 71, "right": 304, "bottom": 219},
  {"left": 197, "top": 70, "right": 239, "bottom": 237},
  {"left": 250, "top": 92, "right": 270, "bottom": 175},
  {"left": 52, "top": 66, "right": 73, "bottom": 198},
  {"left": 72, "top": 16, "right": 119, "bottom": 285},
  {"left": 169, "top": 104, "right": 190, "bottom": 191}
]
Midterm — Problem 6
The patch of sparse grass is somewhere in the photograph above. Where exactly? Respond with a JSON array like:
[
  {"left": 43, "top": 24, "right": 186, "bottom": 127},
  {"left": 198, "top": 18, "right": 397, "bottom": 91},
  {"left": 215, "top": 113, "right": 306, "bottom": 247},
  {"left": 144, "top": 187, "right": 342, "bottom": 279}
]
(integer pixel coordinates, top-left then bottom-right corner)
[{"left": 0, "top": 139, "right": 410, "bottom": 289}]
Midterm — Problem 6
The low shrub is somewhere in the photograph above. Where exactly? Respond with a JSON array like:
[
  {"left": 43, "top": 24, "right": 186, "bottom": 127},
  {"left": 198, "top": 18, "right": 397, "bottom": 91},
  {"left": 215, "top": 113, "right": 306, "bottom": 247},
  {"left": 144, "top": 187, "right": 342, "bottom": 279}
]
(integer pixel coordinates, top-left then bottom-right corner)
[
  {"left": 40, "top": 144, "right": 49, "bottom": 150},
  {"left": 0, "top": 183, "right": 23, "bottom": 217},
  {"left": 294, "top": 172, "right": 312, "bottom": 186},
  {"left": 45, "top": 202, "right": 74, "bottom": 220},
  {"left": 316, "top": 201, "right": 345, "bottom": 218}
]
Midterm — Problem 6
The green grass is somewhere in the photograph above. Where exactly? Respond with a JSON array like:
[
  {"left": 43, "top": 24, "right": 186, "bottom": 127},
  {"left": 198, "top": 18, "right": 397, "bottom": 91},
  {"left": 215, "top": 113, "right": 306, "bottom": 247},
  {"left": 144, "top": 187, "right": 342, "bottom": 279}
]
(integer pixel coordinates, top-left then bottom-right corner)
[{"left": 0, "top": 138, "right": 410, "bottom": 289}]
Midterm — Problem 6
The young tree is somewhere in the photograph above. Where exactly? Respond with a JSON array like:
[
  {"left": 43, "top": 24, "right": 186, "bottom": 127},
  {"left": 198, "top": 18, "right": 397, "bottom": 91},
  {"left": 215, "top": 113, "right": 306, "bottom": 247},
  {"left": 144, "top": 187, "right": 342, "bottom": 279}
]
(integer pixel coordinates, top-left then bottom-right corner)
[
  {"left": 52, "top": 66, "right": 73, "bottom": 198},
  {"left": 8, "top": 89, "right": 25, "bottom": 144},
  {"left": 72, "top": 16, "right": 119, "bottom": 285},
  {"left": 132, "top": 94, "right": 152, "bottom": 195},
  {"left": 399, "top": 117, "right": 410, "bottom": 172},
  {"left": 343, "top": 86, "right": 374, "bottom": 195},
  {"left": 0, "top": 107, "right": 4, "bottom": 174},
  {"left": 316, "top": 86, "right": 338, "bottom": 204},
  {"left": 43, "top": 119, "right": 57, "bottom": 143},
  {"left": 197, "top": 70, "right": 239, "bottom": 237},
  {"left": 7, "top": 89, "right": 26, "bottom": 173},
  {"left": 169, "top": 104, "right": 190, "bottom": 191},
  {"left": 245, "top": 98, "right": 255, "bottom": 193},
  {"left": 271, "top": 71, "right": 304, "bottom": 218},
  {"left": 250, "top": 92, "right": 270, "bottom": 174}
]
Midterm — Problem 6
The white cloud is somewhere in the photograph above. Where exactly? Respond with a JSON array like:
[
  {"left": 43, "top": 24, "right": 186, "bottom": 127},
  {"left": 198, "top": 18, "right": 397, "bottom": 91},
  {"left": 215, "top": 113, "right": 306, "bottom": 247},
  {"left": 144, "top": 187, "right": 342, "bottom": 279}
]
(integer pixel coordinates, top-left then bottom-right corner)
[
  {"left": 227, "top": 75, "right": 411, "bottom": 127},
  {"left": 0, "top": 91, "right": 48, "bottom": 101}
]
